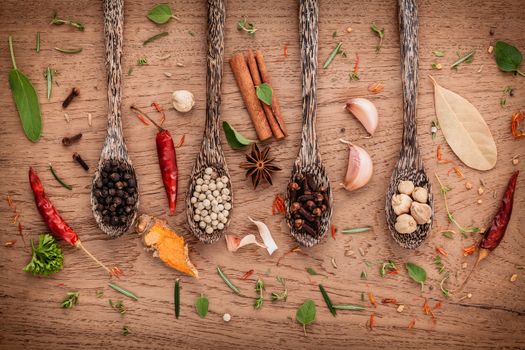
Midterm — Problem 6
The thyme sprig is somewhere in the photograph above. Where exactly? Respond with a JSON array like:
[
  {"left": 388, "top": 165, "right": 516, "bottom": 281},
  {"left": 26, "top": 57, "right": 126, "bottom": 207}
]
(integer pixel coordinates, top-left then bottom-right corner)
[
  {"left": 254, "top": 278, "right": 265, "bottom": 309},
  {"left": 61, "top": 292, "right": 79, "bottom": 308},
  {"left": 237, "top": 18, "right": 257, "bottom": 35},
  {"left": 50, "top": 12, "right": 85, "bottom": 31},
  {"left": 370, "top": 23, "right": 385, "bottom": 53}
]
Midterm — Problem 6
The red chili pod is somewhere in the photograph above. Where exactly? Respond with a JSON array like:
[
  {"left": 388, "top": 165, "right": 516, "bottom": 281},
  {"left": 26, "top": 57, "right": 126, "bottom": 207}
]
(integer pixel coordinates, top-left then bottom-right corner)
[{"left": 156, "top": 130, "right": 178, "bottom": 215}]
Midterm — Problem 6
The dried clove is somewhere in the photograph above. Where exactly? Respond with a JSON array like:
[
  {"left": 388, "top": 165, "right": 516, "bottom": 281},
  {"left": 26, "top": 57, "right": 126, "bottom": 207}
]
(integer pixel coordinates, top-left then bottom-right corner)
[
  {"left": 72, "top": 152, "right": 89, "bottom": 171},
  {"left": 62, "top": 87, "right": 80, "bottom": 108},
  {"left": 62, "top": 133, "right": 83, "bottom": 146},
  {"left": 291, "top": 202, "right": 301, "bottom": 212}
]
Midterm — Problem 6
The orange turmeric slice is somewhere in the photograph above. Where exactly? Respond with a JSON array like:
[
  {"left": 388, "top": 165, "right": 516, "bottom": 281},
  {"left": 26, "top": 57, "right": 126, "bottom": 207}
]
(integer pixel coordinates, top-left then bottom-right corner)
[{"left": 135, "top": 214, "right": 198, "bottom": 278}]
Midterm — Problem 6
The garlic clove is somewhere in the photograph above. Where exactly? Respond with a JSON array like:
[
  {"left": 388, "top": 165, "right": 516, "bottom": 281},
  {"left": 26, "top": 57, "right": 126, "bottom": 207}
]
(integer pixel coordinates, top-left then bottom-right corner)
[
  {"left": 172, "top": 90, "right": 195, "bottom": 113},
  {"left": 345, "top": 98, "right": 379, "bottom": 136},
  {"left": 340, "top": 139, "right": 373, "bottom": 192}
]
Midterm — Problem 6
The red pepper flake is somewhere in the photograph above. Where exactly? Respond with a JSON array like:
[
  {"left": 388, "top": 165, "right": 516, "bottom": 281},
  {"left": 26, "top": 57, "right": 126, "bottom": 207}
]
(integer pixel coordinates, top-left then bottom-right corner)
[
  {"left": 272, "top": 194, "right": 285, "bottom": 215},
  {"left": 368, "top": 292, "right": 377, "bottom": 308},
  {"left": 350, "top": 53, "right": 360, "bottom": 80},
  {"left": 463, "top": 244, "right": 476, "bottom": 256},
  {"left": 436, "top": 144, "right": 456, "bottom": 165},
  {"left": 283, "top": 44, "right": 288, "bottom": 58},
  {"left": 511, "top": 111, "right": 524, "bottom": 139},
  {"left": 366, "top": 313, "right": 375, "bottom": 331},
  {"left": 6, "top": 195, "right": 14, "bottom": 209},
  {"left": 11, "top": 213, "right": 20, "bottom": 224},
  {"left": 56, "top": 283, "right": 65, "bottom": 287},
  {"left": 17, "top": 222, "right": 26, "bottom": 246},
  {"left": 135, "top": 114, "right": 150, "bottom": 125},
  {"left": 408, "top": 318, "right": 416, "bottom": 329},
  {"left": 381, "top": 298, "right": 398, "bottom": 305},
  {"left": 110, "top": 266, "right": 124, "bottom": 279},
  {"left": 175, "top": 135, "right": 185, "bottom": 148},
  {"left": 240, "top": 269, "right": 254, "bottom": 280},
  {"left": 422, "top": 298, "right": 435, "bottom": 319},
  {"left": 447, "top": 166, "right": 464, "bottom": 179},
  {"left": 4, "top": 240, "right": 16, "bottom": 247},
  {"left": 436, "top": 247, "right": 448, "bottom": 256},
  {"left": 276, "top": 246, "right": 302, "bottom": 266},
  {"left": 433, "top": 302, "right": 442, "bottom": 310},
  {"left": 387, "top": 268, "right": 400, "bottom": 275},
  {"left": 368, "top": 81, "right": 384, "bottom": 94},
  {"left": 151, "top": 102, "right": 166, "bottom": 126},
  {"left": 331, "top": 224, "right": 336, "bottom": 240}
]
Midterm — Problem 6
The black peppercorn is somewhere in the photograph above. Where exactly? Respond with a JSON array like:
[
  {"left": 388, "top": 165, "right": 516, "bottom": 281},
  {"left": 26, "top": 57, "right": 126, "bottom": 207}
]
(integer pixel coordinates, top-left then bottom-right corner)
[{"left": 109, "top": 173, "right": 120, "bottom": 182}]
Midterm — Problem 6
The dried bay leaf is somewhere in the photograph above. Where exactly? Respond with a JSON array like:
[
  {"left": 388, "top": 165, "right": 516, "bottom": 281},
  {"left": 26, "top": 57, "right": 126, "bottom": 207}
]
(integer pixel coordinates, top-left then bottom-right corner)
[{"left": 429, "top": 76, "right": 497, "bottom": 171}]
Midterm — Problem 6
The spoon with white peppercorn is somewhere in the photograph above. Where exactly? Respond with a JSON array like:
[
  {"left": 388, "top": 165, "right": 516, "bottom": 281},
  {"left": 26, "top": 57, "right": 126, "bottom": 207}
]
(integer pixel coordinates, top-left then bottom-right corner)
[{"left": 185, "top": 0, "right": 232, "bottom": 244}]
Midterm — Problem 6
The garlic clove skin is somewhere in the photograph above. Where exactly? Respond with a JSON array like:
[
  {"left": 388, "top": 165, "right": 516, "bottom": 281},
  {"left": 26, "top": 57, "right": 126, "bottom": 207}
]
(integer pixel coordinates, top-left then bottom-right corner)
[
  {"left": 410, "top": 202, "right": 432, "bottom": 225},
  {"left": 392, "top": 193, "right": 412, "bottom": 215},
  {"left": 412, "top": 186, "right": 428, "bottom": 203},
  {"left": 345, "top": 98, "right": 379, "bottom": 136},
  {"left": 172, "top": 90, "right": 195, "bottom": 113},
  {"left": 398, "top": 180, "right": 415, "bottom": 195},
  {"left": 394, "top": 214, "right": 417, "bottom": 234},
  {"left": 340, "top": 139, "right": 373, "bottom": 192}
]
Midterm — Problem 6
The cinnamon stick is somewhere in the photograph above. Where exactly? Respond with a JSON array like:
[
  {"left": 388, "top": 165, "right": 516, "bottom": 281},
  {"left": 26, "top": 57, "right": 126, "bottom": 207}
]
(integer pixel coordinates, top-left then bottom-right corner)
[
  {"left": 246, "top": 49, "right": 285, "bottom": 140},
  {"left": 255, "top": 49, "right": 287, "bottom": 137},
  {"left": 229, "top": 52, "right": 272, "bottom": 141}
]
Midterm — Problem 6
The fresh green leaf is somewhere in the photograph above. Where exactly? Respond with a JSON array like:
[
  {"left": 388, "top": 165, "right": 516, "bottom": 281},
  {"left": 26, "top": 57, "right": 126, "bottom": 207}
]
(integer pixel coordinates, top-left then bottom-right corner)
[
  {"left": 318, "top": 284, "right": 336, "bottom": 317},
  {"left": 255, "top": 83, "right": 273, "bottom": 105},
  {"left": 222, "top": 121, "right": 253, "bottom": 149},
  {"left": 494, "top": 41, "right": 524, "bottom": 76},
  {"left": 147, "top": 4, "right": 177, "bottom": 24},
  {"left": 8, "top": 36, "right": 42, "bottom": 142},
  {"left": 370, "top": 23, "right": 385, "bottom": 53},
  {"left": 61, "top": 292, "right": 79, "bottom": 308},
  {"left": 195, "top": 294, "right": 209, "bottom": 318},
  {"left": 23, "top": 234, "right": 64, "bottom": 276},
  {"left": 405, "top": 262, "right": 427, "bottom": 287},
  {"left": 254, "top": 278, "right": 265, "bottom": 309},
  {"left": 237, "top": 18, "right": 257, "bottom": 35},
  {"left": 296, "top": 299, "right": 316, "bottom": 336},
  {"left": 143, "top": 32, "right": 169, "bottom": 46},
  {"left": 433, "top": 50, "right": 445, "bottom": 57},
  {"left": 306, "top": 267, "right": 318, "bottom": 276}
]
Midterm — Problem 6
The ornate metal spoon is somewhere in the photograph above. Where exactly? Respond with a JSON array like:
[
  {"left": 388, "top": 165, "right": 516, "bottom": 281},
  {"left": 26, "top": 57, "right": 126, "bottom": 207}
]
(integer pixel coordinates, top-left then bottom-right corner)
[
  {"left": 185, "top": 0, "right": 232, "bottom": 244},
  {"left": 91, "top": 0, "right": 139, "bottom": 237},
  {"left": 285, "top": 0, "right": 333, "bottom": 247},
  {"left": 385, "top": 0, "right": 433, "bottom": 249}
]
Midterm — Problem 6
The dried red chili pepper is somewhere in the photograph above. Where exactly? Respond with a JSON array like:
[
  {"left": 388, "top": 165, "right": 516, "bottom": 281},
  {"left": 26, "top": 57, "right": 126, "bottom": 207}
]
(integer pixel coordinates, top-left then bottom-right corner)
[
  {"left": 511, "top": 111, "right": 524, "bottom": 139},
  {"left": 29, "top": 167, "right": 118, "bottom": 276},
  {"left": 461, "top": 171, "right": 519, "bottom": 290},
  {"left": 131, "top": 105, "right": 181, "bottom": 215}
]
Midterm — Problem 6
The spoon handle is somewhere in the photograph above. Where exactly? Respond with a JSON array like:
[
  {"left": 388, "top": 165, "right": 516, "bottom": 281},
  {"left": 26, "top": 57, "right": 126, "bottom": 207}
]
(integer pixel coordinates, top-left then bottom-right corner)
[
  {"left": 102, "top": 0, "right": 125, "bottom": 158},
  {"left": 398, "top": 0, "right": 420, "bottom": 162},
  {"left": 298, "top": 0, "right": 319, "bottom": 165},
  {"left": 201, "top": 0, "right": 225, "bottom": 163}
]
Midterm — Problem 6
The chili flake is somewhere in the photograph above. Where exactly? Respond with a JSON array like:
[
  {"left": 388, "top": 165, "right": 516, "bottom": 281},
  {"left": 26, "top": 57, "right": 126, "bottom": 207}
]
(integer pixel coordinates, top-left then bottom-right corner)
[
  {"left": 408, "top": 318, "right": 416, "bottom": 329},
  {"left": 331, "top": 224, "right": 336, "bottom": 240},
  {"left": 463, "top": 244, "right": 476, "bottom": 256},
  {"left": 272, "top": 194, "right": 285, "bottom": 215},
  {"left": 436, "top": 247, "right": 448, "bottom": 256},
  {"left": 368, "top": 292, "right": 377, "bottom": 308},
  {"left": 511, "top": 111, "right": 524, "bottom": 138},
  {"left": 240, "top": 269, "right": 254, "bottom": 280},
  {"left": 381, "top": 298, "right": 397, "bottom": 305},
  {"left": 366, "top": 313, "right": 375, "bottom": 331},
  {"left": 368, "top": 81, "right": 384, "bottom": 94},
  {"left": 4, "top": 240, "right": 16, "bottom": 247}
]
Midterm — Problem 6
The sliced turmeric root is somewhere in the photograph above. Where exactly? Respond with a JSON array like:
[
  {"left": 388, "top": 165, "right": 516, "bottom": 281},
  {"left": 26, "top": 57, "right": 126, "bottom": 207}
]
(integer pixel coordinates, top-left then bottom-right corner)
[{"left": 135, "top": 214, "right": 198, "bottom": 278}]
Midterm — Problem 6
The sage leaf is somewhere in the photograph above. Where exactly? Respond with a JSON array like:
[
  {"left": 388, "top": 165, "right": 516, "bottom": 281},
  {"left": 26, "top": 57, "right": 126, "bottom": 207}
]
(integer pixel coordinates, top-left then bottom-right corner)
[
  {"left": 494, "top": 41, "right": 524, "bottom": 76},
  {"left": 405, "top": 262, "right": 427, "bottom": 287},
  {"left": 306, "top": 267, "right": 317, "bottom": 276},
  {"left": 429, "top": 75, "right": 497, "bottom": 170},
  {"left": 8, "top": 36, "right": 42, "bottom": 142},
  {"left": 296, "top": 299, "right": 316, "bottom": 336},
  {"left": 222, "top": 121, "right": 253, "bottom": 149},
  {"left": 195, "top": 294, "right": 209, "bottom": 318},
  {"left": 147, "top": 4, "right": 176, "bottom": 24},
  {"left": 255, "top": 83, "right": 273, "bottom": 105}
]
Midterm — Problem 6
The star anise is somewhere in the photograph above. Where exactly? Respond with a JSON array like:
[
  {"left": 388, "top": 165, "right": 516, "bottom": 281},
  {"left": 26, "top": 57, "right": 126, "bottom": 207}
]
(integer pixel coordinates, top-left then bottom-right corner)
[{"left": 240, "top": 143, "right": 281, "bottom": 189}]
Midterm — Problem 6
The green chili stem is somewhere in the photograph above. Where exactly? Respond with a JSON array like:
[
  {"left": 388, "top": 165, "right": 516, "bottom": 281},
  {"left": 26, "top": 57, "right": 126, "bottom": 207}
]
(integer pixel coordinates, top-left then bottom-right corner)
[
  {"left": 332, "top": 304, "right": 365, "bottom": 311},
  {"left": 450, "top": 50, "right": 475, "bottom": 69},
  {"left": 36, "top": 32, "right": 40, "bottom": 53},
  {"left": 54, "top": 47, "right": 82, "bottom": 54},
  {"left": 8, "top": 36, "right": 17, "bottom": 70},
  {"left": 174, "top": 279, "right": 180, "bottom": 319},
  {"left": 323, "top": 42, "right": 342, "bottom": 69},
  {"left": 108, "top": 283, "right": 139, "bottom": 301},
  {"left": 217, "top": 266, "right": 241, "bottom": 295},
  {"left": 48, "top": 163, "right": 72, "bottom": 190},
  {"left": 318, "top": 284, "right": 336, "bottom": 316}
]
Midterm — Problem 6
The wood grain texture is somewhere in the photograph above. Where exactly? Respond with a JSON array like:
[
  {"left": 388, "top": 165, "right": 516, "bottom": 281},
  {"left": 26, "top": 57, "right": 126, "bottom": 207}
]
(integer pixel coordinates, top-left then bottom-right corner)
[{"left": 0, "top": 0, "right": 524, "bottom": 349}]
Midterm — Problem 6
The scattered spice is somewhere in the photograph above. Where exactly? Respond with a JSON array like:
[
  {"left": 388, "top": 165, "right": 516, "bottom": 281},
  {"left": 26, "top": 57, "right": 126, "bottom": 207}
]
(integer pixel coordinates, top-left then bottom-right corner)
[
  {"left": 109, "top": 299, "right": 126, "bottom": 315},
  {"left": 370, "top": 23, "right": 384, "bottom": 53},
  {"left": 61, "top": 292, "right": 79, "bottom": 308},
  {"left": 510, "top": 274, "right": 518, "bottom": 282},
  {"left": 283, "top": 44, "right": 288, "bottom": 58},
  {"left": 500, "top": 86, "right": 513, "bottom": 108},
  {"left": 62, "top": 133, "right": 82, "bottom": 146},
  {"left": 48, "top": 163, "right": 72, "bottom": 190},
  {"left": 237, "top": 17, "right": 257, "bottom": 35},
  {"left": 272, "top": 194, "right": 285, "bottom": 215},
  {"left": 122, "top": 326, "right": 131, "bottom": 336},
  {"left": 276, "top": 246, "right": 301, "bottom": 266},
  {"left": 435, "top": 247, "right": 448, "bottom": 257},
  {"left": 440, "top": 274, "right": 450, "bottom": 297},
  {"left": 323, "top": 42, "right": 343, "bottom": 69},
  {"left": 240, "top": 269, "right": 254, "bottom": 280},
  {"left": 397, "top": 304, "right": 405, "bottom": 313},
  {"left": 50, "top": 12, "right": 84, "bottom": 31},
  {"left": 408, "top": 319, "right": 416, "bottom": 329},
  {"left": 44, "top": 67, "right": 53, "bottom": 100},
  {"left": 381, "top": 298, "right": 397, "bottom": 305},
  {"left": 331, "top": 224, "right": 336, "bottom": 240},
  {"left": 463, "top": 244, "right": 476, "bottom": 256},
  {"left": 366, "top": 313, "right": 376, "bottom": 331},
  {"left": 4, "top": 240, "right": 16, "bottom": 247},
  {"left": 62, "top": 87, "right": 80, "bottom": 108},
  {"left": 441, "top": 230, "right": 455, "bottom": 239},
  {"left": 451, "top": 50, "right": 475, "bottom": 69},
  {"left": 151, "top": 101, "right": 166, "bottom": 126},
  {"left": 368, "top": 81, "right": 384, "bottom": 94},
  {"left": 72, "top": 152, "right": 89, "bottom": 171},
  {"left": 422, "top": 298, "right": 435, "bottom": 319},
  {"left": 96, "top": 290, "right": 104, "bottom": 298},
  {"left": 87, "top": 113, "right": 92, "bottom": 126},
  {"left": 360, "top": 271, "right": 367, "bottom": 279},
  {"left": 434, "top": 255, "right": 445, "bottom": 274},
  {"left": 511, "top": 111, "right": 524, "bottom": 138},
  {"left": 240, "top": 143, "right": 282, "bottom": 189},
  {"left": 368, "top": 292, "right": 377, "bottom": 308},
  {"left": 431, "top": 62, "right": 442, "bottom": 70},
  {"left": 380, "top": 260, "right": 398, "bottom": 277},
  {"left": 143, "top": 32, "right": 169, "bottom": 46},
  {"left": 349, "top": 53, "right": 360, "bottom": 81}
]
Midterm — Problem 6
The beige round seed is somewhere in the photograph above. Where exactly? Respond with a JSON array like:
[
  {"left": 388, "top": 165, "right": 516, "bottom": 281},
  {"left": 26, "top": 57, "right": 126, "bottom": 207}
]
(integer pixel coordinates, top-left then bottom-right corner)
[
  {"left": 510, "top": 274, "right": 518, "bottom": 282},
  {"left": 465, "top": 182, "right": 473, "bottom": 190},
  {"left": 478, "top": 187, "right": 484, "bottom": 195},
  {"left": 512, "top": 158, "right": 519, "bottom": 165},
  {"left": 397, "top": 304, "right": 405, "bottom": 313},
  {"left": 346, "top": 26, "right": 353, "bottom": 33}
]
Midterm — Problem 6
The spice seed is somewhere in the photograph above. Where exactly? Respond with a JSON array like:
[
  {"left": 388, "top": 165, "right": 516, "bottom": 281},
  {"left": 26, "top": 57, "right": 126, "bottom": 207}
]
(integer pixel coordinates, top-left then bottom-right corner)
[
  {"left": 64, "top": 113, "right": 70, "bottom": 123},
  {"left": 462, "top": 262, "right": 468, "bottom": 269},
  {"left": 346, "top": 26, "right": 352, "bottom": 33},
  {"left": 512, "top": 158, "right": 519, "bottom": 165},
  {"left": 164, "top": 72, "right": 172, "bottom": 77},
  {"left": 488, "top": 46, "right": 494, "bottom": 54},
  {"left": 467, "top": 293, "right": 472, "bottom": 299},
  {"left": 465, "top": 182, "right": 473, "bottom": 190},
  {"left": 396, "top": 304, "right": 405, "bottom": 313},
  {"left": 510, "top": 274, "right": 518, "bottom": 282},
  {"left": 477, "top": 199, "right": 483, "bottom": 204},
  {"left": 358, "top": 247, "right": 365, "bottom": 256},
  {"left": 478, "top": 187, "right": 484, "bottom": 195},
  {"left": 88, "top": 113, "right": 92, "bottom": 126},
  {"left": 331, "top": 257, "right": 338, "bottom": 269}
]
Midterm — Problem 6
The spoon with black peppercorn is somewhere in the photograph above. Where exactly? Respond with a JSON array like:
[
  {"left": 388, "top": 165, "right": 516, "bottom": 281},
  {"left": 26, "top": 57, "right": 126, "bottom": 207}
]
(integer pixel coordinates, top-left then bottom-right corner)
[{"left": 91, "top": 0, "right": 139, "bottom": 237}]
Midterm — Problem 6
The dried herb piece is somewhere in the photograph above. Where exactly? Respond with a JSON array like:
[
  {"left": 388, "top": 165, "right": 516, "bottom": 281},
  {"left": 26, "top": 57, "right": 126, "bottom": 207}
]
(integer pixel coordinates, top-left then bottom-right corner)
[
  {"left": 36, "top": 32, "right": 40, "bottom": 53},
  {"left": 430, "top": 119, "right": 440, "bottom": 140},
  {"left": 333, "top": 304, "right": 365, "bottom": 311},
  {"left": 54, "top": 47, "right": 82, "bottom": 54},
  {"left": 323, "top": 42, "right": 342, "bottom": 69},
  {"left": 380, "top": 260, "right": 397, "bottom": 277},
  {"left": 511, "top": 111, "right": 525, "bottom": 139},
  {"left": 450, "top": 50, "right": 475, "bottom": 69},
  {"left": 8, "top": 36, "right": 42, "bottom": 142},
  {"left": 494, "top": 41, "right": 524, "bottom": 77},
  {"left": 222, "top": 121, "right": 253, "bottom": 149},
  {"left": 48, "top": 163, "right": 72, "bottom": 190},
  {"left": 147, "top": 4, "right": 178, "bottom": 24},
  {"left": 174, "top": 278, "right": 180, "bottom": 319},
  {"left": 306, "top": 267, "right": 318, "bottom": 276},
  {"left": 44, "top": 67, "right": 53, "bottom": 100},
  {"left": 237, "top": 18, "right": 257, "bottom": 35},
  {"left": 271, "top": 276, "right": 288, "bottom": 301},
  {"left": 318, "top": 284, "right": 336, "bottom": 317},
  {"left": 296, "top": 299, "right": 316, "bottom": 336},
  {"left": 50, "top": 12, "right": 84, "bottom": 31},
  {"left": 254, "top": 279, "right": 265, "bottom": 309},
  {"left": 341, "top": 227, "right": 370, "bottom": 234},
  {"left": 108, "top": 283, "right": 139, "bottom": 301},
  {"left": 61, "top": 292, "right": 79, "bottom": 308},
  {"left": 433, "top": 50, "right": 445, "bottom": 57},
  {"left": 122, "top": 326, "right": 131, "bottom": 336},
  {"left": 434, "top": 255, "right": 445, "bottom": 274},
  {"left": 256, "top": 83, "right": 273, "bottom": 105},
  {"left": 240, "top": 143, "right": 281, "bottom": 189},
  {"left": 137, "top": 57, "right": 148, "bottom": 66},
  {"left": 23, "top": 234, "right": 64, "bottom": 276},
  {"left": 217, "top": 266, "right": 241, "bottom": 295},
  {"left": 195, "top": 294, "right": 209, "bottom": 318},
  {"left": 405, "top": 262, "right": 427, "bottom": 288},
  {"left": 109, "top": 299, "right": 126, "bottom": 315},
  {"left": 370, "top": 23, "right": 384, "bottom": 53},
  {"left": 143, "top": 32, "right": 169, "bottom": 46},
  {"left": 441, "top": 230, "right": 454, "bottom": 239}
]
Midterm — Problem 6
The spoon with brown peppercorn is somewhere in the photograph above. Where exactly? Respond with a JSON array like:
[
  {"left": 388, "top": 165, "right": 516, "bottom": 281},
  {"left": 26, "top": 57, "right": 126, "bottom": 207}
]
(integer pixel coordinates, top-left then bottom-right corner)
[
  {"left": 385, "top": 0, "right": 433, "bottom": 249},
  {"left": 285, "top": 0, "right": 333, "bottom": 247},
  {"left": 91, "top": 0, "right": 139, "bottom": 237}
]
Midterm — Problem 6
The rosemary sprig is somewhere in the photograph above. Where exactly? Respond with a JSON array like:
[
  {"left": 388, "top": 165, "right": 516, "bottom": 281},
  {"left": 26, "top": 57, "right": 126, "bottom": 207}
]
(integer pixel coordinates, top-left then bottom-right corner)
[
  {"left": 108, "top": 283, "right": 139, "bottom": 301},
  {"left": 271, "top": 276, "right": 288, "bottom": 302},
  {"left": 319, "top": 284, "right": 336, "bottom": 317},
  {"left": 332, "top": 304, "right": 365, "bottom": 311},
  {"left": 61, "top": 292, "right": 79, "bottom": 308},
  {"left": 54, "top": 47, "right": 82, "bottom": 54},
  {"left": 450, "top": 50, "right": 475, "bottom": 69},
  {"left": 323, "top": 42, "right": 343, "bottom": 69},
  {"left": 237, "top": 18, "right": 257, "bottom": 35},
  {"left": 44, "top": 67, "right": 53, "bottom": 100},
  {"left": 217, "top": 266, "right": 241, "bottom": 295},
  {"left": 174, "top": 279, "right": 180, "bottom": 319},
  {"left": 36, "top": 32, "right": 40, "bottom": 53},
  {"left": 143, "top": 32, "right": 169, "bottom": 46},
  {"left": 341, "top": 227, "right": 371, "bottom": 234}
]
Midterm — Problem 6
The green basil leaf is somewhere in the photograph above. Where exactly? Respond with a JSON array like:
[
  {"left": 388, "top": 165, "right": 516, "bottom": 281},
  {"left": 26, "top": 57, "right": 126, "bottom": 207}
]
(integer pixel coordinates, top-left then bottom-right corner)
[
  {"left": 296, "top": 299, "right": 316, "bottom": 326},
  {"left": 495, "top": 41, "right": 523, "bottom": 72},
  {"left": 405, "top": 262, "right": 427, "bottom": 286},
  {"left": 147, "top": 4, "right": 175, "bottom": 24},
  {"left": 306, "top": 267, "right": 317, "bottom": 276},
  {"left": 255, "top": 83, "right": 273, "bottom": 105},
  {"left": 8, "top": 36, "right": 42, "bottom": 142},
  {"left": 222, "top": 121, "right": 253, "bottom": 149},
  {"left": 195, "top": 294, "right": 209, "bottom": 318}
]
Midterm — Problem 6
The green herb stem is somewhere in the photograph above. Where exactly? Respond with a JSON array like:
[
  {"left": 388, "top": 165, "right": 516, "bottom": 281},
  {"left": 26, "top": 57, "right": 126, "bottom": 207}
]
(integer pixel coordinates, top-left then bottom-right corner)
[
  {"left": 450, "top": 50, "right": 475, "bottom": 69},
  {"left": 8, "top": 36, "right": 17, "bottom": 70},
  {"left": 45, "top": 67, "right": 52, "bottom": 100},
  {"left": 341, "top": 227, "right": 371, "bottom": 234},
  {"left": 217, "top": 266, "right": 241, "bottom": 295},
  {"left": 143, "top": 32, "right": 169, "bottom": 46},
  {"left": 108, "top": 283, "right": 139, "bottom": 301},
  {"left": 174, "top": 279, "right": 180, "bottom": 319},
  {"left": 49, "top": 163, "right": 72, "bottom": 190},
  {"left": 318, "top": 284, "right": 336, "bottom": 317},
  {"left": 36, "top": 32, "right": 40, "bottom": 53},
  {"left": 323, "top": 42, "right": 342, "bottom": 69},
  {"left": 54, "top": 47, "right": 82, "bottom": 54},
  {"left": 332, "top": 304, "right": 365, "bottom": 311}
]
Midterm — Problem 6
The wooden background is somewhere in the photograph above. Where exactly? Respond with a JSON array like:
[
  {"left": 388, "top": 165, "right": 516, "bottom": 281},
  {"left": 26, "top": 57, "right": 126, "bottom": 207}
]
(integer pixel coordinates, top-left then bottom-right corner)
[{"left": 1, "top": 0, "right": 524, "bottom": 349}]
